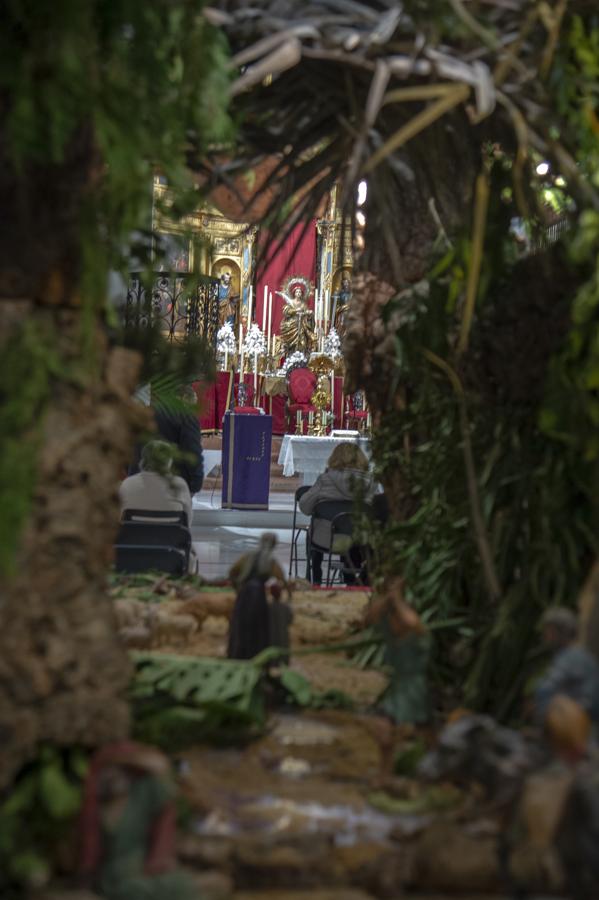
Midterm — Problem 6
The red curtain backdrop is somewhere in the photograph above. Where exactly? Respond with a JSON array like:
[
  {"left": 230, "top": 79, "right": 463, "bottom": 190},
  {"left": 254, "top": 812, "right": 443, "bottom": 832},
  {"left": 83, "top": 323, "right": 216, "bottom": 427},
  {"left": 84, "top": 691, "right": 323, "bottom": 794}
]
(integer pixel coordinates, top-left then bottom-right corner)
[
  {"left": 255, "top": 220, "right": 317, "bottom": 336},
  {"left": 194, "top": 372, "right": 344, "bottom": 435}
]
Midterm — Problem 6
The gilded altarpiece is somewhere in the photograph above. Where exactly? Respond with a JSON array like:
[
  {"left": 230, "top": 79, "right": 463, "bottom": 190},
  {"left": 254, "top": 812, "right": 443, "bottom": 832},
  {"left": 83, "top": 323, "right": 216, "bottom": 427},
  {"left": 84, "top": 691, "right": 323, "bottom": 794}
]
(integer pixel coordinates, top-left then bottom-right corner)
[{"left": 152, "top": 180, "right": 257, "bottom": 329}]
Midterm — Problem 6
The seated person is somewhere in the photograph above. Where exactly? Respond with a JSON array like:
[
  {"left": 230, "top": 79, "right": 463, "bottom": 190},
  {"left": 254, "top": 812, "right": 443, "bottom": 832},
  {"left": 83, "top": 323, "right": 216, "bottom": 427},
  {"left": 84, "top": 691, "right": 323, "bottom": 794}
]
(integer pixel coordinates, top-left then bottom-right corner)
[
  {"left": 119, "top": 440, "right": 192, "bottom": 527},
  {"left": 299, "top": 442, "right": 374, "bottom": 584}
]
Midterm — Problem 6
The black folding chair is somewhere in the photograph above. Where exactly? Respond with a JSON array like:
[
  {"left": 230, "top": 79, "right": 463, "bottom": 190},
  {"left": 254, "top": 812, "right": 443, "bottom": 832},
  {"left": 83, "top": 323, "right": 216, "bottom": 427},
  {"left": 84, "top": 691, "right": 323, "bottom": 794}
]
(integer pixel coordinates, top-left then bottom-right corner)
[
  {"left": 115, "top": 515, "right": 192, "bottom": 575},
  {"left": 325, "top": 510, "right": 364, "bottom": 587},
  {"left": 122, "top": 508, "right": 189, "bottom": 527},
  {"left": 307, "top": 499, "right": 353, "bottom": 586},
  {"left": 114, "top": 544, "right": 188, "bottom": 575},
  {"left": 288, "top": 485, "right": 311, "bottom": 578}
]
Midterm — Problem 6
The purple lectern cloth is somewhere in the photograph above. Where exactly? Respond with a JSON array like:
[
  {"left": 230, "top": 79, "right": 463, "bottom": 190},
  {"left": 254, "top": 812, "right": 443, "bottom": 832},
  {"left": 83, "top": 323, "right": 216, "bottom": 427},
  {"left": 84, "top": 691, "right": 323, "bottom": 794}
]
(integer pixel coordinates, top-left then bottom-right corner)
[{"left": 221, "top": 412, "right": 272, "bottom": 510}]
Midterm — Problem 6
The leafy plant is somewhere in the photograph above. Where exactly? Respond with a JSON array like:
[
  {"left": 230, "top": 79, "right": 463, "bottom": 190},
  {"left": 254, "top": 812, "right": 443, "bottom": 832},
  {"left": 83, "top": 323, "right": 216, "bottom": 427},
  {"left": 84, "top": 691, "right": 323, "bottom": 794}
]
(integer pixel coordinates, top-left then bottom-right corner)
[
  {"left": 131, "top": 651, "right": 357, "bottom": 748},
  {"left": 131, "top": 653, "right": 267, "bottom": 746},
  {"left": 360, "top": 234, "right": 597, "bottom": 719},
  {"left": 278, "top": 667, "right": 353, "bottom": 710},
  {"left": 0, "top": 747, "right": 88, "bottom": 896}
]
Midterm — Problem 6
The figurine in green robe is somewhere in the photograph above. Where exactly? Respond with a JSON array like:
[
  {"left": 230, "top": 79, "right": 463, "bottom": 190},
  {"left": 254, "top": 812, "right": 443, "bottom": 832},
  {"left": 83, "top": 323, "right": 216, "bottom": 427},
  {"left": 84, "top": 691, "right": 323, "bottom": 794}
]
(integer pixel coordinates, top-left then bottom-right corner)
[{"left": 79, "top": 741, "right": 200, "bottom": 900}]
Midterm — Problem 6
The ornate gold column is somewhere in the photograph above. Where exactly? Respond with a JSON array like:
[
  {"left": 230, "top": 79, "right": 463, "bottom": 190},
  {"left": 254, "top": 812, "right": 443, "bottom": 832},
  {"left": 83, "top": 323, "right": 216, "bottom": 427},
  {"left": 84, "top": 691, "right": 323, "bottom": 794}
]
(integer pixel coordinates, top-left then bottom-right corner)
[{"left": 316, "top": 183, "right": 354, "bottom": 326}]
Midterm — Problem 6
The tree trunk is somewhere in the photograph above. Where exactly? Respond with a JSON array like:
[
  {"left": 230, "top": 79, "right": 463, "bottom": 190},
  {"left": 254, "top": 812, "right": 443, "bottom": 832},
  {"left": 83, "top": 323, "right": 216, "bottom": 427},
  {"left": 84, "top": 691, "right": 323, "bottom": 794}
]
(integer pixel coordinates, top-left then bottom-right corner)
[
  {"left": 0, "top": 308, "right": 151, "bottom": 787},
  {"left": 0, "top": 137, "right": 152, "bottom": 786}
]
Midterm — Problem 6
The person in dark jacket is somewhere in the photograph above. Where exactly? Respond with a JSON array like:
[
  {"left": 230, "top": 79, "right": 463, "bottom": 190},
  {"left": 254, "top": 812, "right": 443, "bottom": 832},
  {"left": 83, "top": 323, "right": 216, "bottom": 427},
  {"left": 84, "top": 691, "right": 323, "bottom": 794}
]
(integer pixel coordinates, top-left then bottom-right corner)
[{"left": 130, "top": 385, "right": 204, "bottom": 495}]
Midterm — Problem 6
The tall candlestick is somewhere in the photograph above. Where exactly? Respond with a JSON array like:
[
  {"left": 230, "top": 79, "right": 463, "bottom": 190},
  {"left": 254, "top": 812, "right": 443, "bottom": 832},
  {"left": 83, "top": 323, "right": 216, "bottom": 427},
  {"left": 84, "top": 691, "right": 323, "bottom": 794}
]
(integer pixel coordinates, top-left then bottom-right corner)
[
  {"left": 254, "top": 351, "right": 258, "bottom": 405},
  {"left": 325, "top": 289, "right": 330, "bottom": 331},
  {"left": 267, "top": 291, "right": 273, "bottom": 359},
  {"left": 247, "top": 285, "right": 253, "bottom": 326},
  {"left": 314, "top": 289, "right": 319, "bottom": 329},
  {"left": 224, "top": 349, "right": 228, "bottom": 372},
  {"left": 262, "top": 285, "right": 268, "bottom": 331}
]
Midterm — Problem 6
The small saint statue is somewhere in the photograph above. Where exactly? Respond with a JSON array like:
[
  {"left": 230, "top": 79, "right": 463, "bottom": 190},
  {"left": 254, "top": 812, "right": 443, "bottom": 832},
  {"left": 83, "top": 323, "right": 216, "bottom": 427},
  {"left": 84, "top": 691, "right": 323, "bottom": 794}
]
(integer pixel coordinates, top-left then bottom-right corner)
[
  {"left": 218, "top": 271, "right": 238, "bottom": 326},
  {"left": 276, "top": 282, "right": 316, "bottom": 355}
]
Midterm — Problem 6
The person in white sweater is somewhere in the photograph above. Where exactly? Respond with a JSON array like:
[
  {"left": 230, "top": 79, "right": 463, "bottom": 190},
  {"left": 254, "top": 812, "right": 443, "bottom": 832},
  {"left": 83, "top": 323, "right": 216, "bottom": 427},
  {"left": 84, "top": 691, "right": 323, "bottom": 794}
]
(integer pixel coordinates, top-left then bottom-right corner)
[
  {"left": 119, "top": 440, "right": 193, "bottom": 527},
  {"left": 299, "top": 442, "right": 373, "bottom": 584}
]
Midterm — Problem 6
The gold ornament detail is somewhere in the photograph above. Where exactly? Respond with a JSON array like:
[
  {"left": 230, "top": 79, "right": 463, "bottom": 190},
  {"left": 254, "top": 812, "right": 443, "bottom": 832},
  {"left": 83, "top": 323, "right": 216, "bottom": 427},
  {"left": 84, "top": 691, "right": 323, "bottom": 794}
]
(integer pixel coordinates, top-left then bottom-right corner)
[{"left": 309, "top": 374, "right": 331, "bottom": 437}]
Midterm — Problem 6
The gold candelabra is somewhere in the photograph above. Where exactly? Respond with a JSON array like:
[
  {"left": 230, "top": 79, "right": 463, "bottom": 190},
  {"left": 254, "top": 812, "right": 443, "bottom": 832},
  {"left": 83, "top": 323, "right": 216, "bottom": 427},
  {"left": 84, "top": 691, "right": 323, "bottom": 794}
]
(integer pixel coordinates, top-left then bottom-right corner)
[{"left": 308, "top": 374, "right": 331, "bottom": 437}]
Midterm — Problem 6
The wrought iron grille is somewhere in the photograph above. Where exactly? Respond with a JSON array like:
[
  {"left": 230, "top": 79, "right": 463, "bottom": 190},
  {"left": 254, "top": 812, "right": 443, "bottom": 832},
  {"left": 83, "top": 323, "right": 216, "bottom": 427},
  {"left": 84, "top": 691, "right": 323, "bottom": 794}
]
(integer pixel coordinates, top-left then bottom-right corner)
[{"left": 125, "top": 273, "right": 220, "bottom": 347}]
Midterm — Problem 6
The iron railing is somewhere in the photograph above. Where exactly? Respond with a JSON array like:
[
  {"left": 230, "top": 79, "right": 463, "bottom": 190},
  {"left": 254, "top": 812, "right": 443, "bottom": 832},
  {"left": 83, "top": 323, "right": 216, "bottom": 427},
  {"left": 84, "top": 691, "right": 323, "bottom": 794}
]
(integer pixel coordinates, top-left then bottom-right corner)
[{"left": 125, "top": 273, "right": 220, "bottom": 347}]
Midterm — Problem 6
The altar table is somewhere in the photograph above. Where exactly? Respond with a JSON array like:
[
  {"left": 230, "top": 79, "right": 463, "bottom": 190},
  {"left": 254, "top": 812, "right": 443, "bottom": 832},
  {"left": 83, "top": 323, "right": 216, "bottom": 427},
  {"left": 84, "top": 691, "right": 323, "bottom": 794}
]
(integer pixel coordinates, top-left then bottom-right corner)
[{"left": 278, "top": 434, "right": 371, "bottom": 485}]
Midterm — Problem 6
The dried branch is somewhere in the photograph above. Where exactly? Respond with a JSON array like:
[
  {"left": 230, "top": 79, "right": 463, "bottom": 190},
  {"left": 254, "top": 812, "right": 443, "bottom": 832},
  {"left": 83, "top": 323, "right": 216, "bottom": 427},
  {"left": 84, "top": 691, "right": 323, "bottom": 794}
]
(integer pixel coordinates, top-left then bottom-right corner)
[
  {"left": 362, "top": 84, "right": 471, "bottom": 174},
  {"left": 458, "top": 171, "right": 491, "bottom": 357}
]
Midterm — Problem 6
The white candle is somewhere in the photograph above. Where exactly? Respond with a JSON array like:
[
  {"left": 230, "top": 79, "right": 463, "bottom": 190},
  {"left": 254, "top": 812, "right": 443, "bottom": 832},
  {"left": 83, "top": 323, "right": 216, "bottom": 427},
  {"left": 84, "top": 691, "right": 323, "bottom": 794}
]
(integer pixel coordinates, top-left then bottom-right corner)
[
  {"left": 247, "top": 285, "right": 253, "bottom": 326},
  {"left": 314, "top": 289, "right": 319, "bottom": 328},
  {"left": 254, "top": 351, "right": 258, "bottom": 404},
  {"left": 262, "top": 285, "right": 268, "bottom": 331},
  {"left": 224, "top": 349, "right": 228, "bottom": 372},
  {"left": 325, "top": 289, "right": 330, "bottom": 331},
  {"left": 267, "top": 291, "right": 273, "bottom": 358}
]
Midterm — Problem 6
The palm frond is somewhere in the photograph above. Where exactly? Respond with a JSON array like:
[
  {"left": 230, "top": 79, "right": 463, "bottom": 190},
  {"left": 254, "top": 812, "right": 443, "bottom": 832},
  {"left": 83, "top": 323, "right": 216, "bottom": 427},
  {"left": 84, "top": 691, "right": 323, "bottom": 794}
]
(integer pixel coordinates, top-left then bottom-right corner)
[{"left": 196, "top": 0, "right": 598, "bottom": 282}]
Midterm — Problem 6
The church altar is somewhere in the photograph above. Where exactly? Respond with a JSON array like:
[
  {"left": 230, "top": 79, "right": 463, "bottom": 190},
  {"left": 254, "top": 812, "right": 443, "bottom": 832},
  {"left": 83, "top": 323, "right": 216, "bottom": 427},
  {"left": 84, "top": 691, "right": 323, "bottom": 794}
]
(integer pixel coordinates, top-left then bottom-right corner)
[
  {"left": 278, "top": 434, "right": 371, "bottom": 485},
  {"left": 194, "top": 372, "right": 345, "bottom": 436}
]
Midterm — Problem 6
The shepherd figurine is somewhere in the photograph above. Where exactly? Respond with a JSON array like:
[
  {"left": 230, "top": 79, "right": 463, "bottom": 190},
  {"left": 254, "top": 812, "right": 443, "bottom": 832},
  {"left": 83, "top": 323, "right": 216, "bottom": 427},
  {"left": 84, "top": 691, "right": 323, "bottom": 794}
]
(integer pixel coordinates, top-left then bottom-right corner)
[{"left": 227, "top": 533, "right": 290, "bottom": 660}]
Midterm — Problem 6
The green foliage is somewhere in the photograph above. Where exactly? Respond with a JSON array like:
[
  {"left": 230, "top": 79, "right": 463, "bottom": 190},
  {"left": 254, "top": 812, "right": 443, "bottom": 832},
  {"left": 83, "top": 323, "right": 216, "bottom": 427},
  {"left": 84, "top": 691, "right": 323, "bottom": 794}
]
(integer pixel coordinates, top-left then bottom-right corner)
[
  {"left": 278, "top": 667, "right": 353, "bottom": 710},
  {"left": 131, "top": 653, "right": 267, "bottom": 746},
  {"left": 0, "top": 320, "right": 62, "bottom": 576},
  {"left": 542, "top": 211, "right": 599, "bottom": 463},
  {"left": 0, "top": 747, "right": 88, "bottom": 895},
  {"left": 551, "top": 16, "right": 599, "bottom": 170},
  {"left": 130, "top": 652, "right": 355, "bottom": 748},
  {"left": 393, "top": 737, "right": 427, "bottom": 777},
  {"left": 366, "top": 236, "right": 597, "bottom": 717},
  {"left": 2, "top": 0, "right": 233, "bottom": 273},
  {"left": 368, "top": 784, "right": 461, "bottom": 816},
  {"left": 0, "top": 1, "right": 232, "bottom": 572}
]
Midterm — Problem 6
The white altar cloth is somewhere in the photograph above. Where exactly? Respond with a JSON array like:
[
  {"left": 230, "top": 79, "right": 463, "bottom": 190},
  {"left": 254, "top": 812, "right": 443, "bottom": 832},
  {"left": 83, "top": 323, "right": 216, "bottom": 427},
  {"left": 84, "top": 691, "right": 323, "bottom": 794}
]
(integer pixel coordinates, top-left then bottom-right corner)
[{"left": 278, "top": 434, "right": 371, "bottom": 485}]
